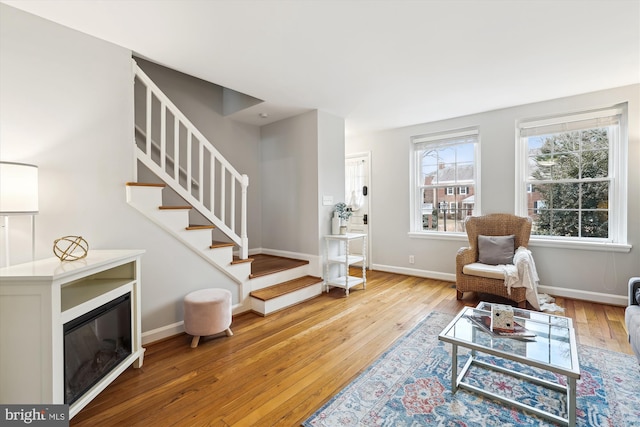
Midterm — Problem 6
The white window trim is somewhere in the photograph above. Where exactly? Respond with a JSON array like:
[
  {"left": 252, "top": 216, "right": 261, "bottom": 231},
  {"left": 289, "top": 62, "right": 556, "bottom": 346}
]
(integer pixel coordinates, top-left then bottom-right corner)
[
  {"left": 409, "top": 126, "right": 481, "bottom": 236},
  {"left": 515, "top": 104, "right": 629, "bottom": 247}
]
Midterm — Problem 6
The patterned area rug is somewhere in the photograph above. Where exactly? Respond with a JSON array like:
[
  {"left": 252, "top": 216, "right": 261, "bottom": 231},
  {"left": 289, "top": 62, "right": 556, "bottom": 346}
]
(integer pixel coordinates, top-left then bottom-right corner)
[{"left": 303, "top": 311, "right": 640, "bottom": 427}]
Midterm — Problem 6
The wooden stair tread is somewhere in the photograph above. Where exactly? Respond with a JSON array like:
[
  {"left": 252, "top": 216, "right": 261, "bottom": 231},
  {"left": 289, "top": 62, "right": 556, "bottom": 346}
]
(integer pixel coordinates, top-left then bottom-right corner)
[
  {"left": 159, "top": 205, "right": 192, "bottom": 210},
  {"left": 126, "top": 182, "right": 166, "bottom": 187},
  {"left": 250, "top": 276, "right": 322, "bottom": 301},
  {"left": 186, "top": 224, "right": 216, "bottom": 230},
  {"left": 210, "top": 241, "right": 235, "bottom": 249},
  {"left": 231, "top": 256, "right": 254, "bottom": 264},
  {"left": 249, "top": 254, "right": 309, "bottom": 279}
]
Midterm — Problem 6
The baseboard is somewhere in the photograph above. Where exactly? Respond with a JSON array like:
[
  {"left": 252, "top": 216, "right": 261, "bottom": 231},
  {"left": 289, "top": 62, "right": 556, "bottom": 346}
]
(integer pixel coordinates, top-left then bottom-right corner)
[
  {"left": 537, "top": 285, "right": 627, "bottom": 306},
  {"left": 142, "top": 321, "right": 184, "bottom": 345},
  {"left": 372, "top": 263, "right": 627, "bottom": 307},
  {"left": 142, "top": 303, "right": 249, "bottom": 345},
  {"left": 372, "top": 264, "right": 456, "bottom": 282}
]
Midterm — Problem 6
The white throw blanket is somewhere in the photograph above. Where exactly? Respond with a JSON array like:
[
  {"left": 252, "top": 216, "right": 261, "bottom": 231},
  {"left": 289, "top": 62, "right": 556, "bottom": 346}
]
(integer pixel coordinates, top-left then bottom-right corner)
[{"left": 502, "top": 246, "right": 540, "bottom": 310}]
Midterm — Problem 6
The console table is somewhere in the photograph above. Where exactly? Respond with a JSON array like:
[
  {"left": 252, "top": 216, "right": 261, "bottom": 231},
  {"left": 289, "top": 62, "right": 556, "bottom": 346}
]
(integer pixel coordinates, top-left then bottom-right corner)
[
  {"left": 324, "top": 233, "right": 367, "bottom": 296},
  {"left": 0, "top": 250, "right": 145, "bottom": 418}
]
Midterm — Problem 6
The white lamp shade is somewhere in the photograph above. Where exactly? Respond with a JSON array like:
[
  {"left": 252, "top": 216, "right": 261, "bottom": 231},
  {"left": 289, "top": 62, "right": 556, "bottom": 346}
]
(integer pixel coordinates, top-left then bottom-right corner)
[{"left": 0, "top": 162, "right": 39, "bottom": 214}]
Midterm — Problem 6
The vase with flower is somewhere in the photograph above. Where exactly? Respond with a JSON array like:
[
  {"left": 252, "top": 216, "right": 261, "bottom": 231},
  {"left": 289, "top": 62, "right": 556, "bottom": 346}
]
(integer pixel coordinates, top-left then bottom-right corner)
[{"left": 332, "top": 202, "right": 352, "bottom": 235}]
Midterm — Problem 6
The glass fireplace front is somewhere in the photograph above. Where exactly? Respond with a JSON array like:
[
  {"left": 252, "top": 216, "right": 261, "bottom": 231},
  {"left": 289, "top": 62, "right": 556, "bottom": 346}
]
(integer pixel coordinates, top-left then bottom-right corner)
[{"left": 63, "top": 293, "right": 132, "bottom": 405}]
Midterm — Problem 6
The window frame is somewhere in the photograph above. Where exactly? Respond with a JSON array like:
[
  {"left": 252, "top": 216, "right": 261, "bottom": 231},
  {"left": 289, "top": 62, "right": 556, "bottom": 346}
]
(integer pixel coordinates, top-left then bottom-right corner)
[
  {"left": 515, "top": 105, "right": 629, "bottom": 248},
  {"left": 410, "top": 127, "right": 480, "bottom": 236}
]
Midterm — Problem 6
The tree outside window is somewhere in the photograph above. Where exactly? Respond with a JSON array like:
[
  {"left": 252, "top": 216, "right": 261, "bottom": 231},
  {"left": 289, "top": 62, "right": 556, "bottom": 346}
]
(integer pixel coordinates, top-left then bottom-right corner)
[{"left": 518, "top": 106, "right": 625, "bottom": 242}]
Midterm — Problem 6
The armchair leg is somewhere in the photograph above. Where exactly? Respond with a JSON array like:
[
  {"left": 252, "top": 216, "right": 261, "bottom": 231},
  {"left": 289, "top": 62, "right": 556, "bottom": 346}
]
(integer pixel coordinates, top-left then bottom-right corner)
[{"left": 456, "top": 290, "right": 463, "bottom": 300}]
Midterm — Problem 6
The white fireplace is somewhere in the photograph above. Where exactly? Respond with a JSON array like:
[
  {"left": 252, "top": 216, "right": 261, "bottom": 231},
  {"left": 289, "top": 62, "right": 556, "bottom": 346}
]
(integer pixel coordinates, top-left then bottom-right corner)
[{"left": 0, "top": 250, "right": 145, "bottom": 418}]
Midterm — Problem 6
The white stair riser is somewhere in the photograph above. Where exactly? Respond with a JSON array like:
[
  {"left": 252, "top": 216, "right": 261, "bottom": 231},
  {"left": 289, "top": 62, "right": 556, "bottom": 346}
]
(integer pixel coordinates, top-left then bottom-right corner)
[
  {"left": 150, "top": 209, "right": 190, "bottom": 230},
  {"left": 176, "top": 229, "right": 212, "bottom": 249},
  {"left": 227, "top": 262, "right": 252, "bottom": 281},
  {"left": 126, "top": 186, "right": 163, "bottom": 208},
  {"left": 250, "top": 265, "right": 310, "bottom": 291},
  {"left": 203, "top": 246, "right": 234, "bottom": 265},
  {"left": 251, "top": 282, "right": 323, "bottom": 316}
]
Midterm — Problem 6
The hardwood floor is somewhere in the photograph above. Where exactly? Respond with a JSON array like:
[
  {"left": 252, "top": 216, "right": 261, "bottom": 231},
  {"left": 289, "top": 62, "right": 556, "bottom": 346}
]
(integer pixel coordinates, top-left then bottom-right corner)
[{"left": 70, "top": 269, "right": 632, "bottom": 427}]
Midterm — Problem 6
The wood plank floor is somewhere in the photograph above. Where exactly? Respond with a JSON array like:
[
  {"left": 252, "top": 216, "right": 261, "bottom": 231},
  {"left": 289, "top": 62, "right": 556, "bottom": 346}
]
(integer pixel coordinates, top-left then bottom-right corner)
[{"left": 70, "top": 269, "right": 632, "bottom": 427}]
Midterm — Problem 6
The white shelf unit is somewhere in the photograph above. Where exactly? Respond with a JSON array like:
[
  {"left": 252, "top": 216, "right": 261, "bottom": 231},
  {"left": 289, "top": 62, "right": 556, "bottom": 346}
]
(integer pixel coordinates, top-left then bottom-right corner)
[
  {"left": 0, "top": 249, "right": 145, "bottom": 419},
  {"left": 324, "top": 233, "right": 367, "bottom": 296}
]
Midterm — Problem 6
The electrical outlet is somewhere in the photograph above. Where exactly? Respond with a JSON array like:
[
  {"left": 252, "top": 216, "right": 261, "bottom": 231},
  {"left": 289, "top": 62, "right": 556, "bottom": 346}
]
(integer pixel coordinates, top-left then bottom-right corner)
[{"left": 409, "top": 255, "right": 415, "bottom": 264}]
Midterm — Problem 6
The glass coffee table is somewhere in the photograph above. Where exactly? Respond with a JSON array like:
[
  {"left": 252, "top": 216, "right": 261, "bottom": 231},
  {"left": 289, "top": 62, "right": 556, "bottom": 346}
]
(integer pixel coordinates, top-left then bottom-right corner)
[{"left": 438, "top": 302, "right": 581, "bottom": 426}]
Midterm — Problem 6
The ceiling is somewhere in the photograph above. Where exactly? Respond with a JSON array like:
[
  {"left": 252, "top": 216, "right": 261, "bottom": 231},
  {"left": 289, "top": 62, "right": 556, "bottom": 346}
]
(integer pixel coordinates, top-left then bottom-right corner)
[{"left": 3, "top": 0, "right": 639, "bottom": 135}]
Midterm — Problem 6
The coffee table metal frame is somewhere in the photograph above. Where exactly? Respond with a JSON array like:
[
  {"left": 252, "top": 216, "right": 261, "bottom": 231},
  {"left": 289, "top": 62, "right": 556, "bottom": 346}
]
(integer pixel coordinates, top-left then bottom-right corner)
[{"left": 438, "top": 304, "right": 581, "bottom": 427}]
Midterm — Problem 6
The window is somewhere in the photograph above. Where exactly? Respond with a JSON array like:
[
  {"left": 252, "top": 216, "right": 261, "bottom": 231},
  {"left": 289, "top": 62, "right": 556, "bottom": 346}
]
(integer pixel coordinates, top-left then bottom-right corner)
[
  {"left": 411, "top": 128, "right": 479, "bottom": 233},
  {"left": 533, "top": 200, "right": 545, "bottom": 215},
  {"left": 516, "top": 105, "right": 627, "bottom": 243}
]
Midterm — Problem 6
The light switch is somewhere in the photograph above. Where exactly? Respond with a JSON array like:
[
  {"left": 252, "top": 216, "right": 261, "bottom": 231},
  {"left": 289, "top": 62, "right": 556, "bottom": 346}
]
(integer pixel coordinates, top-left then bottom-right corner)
[{"left": 322, "top": 195, "right": 334, "bottom": 206}]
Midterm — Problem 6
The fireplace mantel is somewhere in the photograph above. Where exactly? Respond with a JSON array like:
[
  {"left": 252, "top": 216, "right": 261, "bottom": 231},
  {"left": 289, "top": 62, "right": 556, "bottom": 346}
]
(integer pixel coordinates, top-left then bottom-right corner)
[{"left": 0, "top": 249, "right": 145, "bottom": 419}]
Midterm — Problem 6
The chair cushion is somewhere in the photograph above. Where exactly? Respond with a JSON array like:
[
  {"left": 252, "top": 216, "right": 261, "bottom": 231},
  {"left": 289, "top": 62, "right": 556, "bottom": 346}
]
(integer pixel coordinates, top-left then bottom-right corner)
[
  {"left": 462, "top": 262, "right": 507, "bottom": 280},
  {"left": 478, "top": 234, "right": 515, "bottom": 265},
  {"left": 636, "top": 287, "right": 640, "bottom": 305}
]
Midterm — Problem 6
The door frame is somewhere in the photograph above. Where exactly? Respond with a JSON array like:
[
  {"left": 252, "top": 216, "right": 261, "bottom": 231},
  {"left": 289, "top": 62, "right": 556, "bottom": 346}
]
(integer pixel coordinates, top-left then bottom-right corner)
[{"left": 346, "top": 151, "right": 372, "bottom": 268}]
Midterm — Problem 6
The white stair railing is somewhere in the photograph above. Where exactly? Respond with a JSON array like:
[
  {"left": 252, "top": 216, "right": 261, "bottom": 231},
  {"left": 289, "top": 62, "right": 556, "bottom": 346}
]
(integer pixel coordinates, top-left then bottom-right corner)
[{"left": 134, "top": 63, "right": 249, "bottom": 259}]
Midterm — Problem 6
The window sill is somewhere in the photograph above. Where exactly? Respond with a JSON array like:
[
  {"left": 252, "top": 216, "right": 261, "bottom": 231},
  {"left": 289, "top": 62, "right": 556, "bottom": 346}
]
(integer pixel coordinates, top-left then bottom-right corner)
[
  {"left": 528, "top": 237, "right": 632, "bottom": 253},
  {"left": 408, "top": 231, "right": 468, "bottom": 242},
  {"left": 408, "top": 232, "right": 632, "bottom": 253}
]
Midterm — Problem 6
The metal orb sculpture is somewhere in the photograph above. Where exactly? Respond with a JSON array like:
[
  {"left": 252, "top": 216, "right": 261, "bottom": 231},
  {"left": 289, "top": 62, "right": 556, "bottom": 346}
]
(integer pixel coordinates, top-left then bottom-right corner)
[{"left": 53, "top": 236, "right": 89, "bottom": 261}]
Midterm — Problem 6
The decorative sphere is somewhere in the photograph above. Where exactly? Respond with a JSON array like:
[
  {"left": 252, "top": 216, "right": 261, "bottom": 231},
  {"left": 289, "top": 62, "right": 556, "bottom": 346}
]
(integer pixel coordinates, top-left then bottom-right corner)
[{"left": 53, "top": 236, "right": 89, "bottom": 261}]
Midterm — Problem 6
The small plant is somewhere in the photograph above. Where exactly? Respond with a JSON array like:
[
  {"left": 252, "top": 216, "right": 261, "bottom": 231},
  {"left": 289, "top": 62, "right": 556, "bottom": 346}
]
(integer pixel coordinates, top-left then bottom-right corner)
[{"left": 334, "top": 202, "right": 352, "bottom": 221}]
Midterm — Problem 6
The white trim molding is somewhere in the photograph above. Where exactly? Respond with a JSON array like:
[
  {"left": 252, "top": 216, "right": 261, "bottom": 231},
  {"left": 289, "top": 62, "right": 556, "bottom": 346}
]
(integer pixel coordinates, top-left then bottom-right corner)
[
  {"left": 372, "top": 263, "right": 456, "bottom": 282},
  {"left": 537, "top": 285, "right": 627, "bottom": 307}
]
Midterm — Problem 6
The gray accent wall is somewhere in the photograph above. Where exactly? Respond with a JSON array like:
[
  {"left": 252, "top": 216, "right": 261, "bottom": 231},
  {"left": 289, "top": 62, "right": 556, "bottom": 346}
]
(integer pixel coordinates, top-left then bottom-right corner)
[
  {"left": 133, "top": 57, "right": 263, "bottom": 249},
  {"left": 260, "top": 110, "right": 345, "bottom": 267}
]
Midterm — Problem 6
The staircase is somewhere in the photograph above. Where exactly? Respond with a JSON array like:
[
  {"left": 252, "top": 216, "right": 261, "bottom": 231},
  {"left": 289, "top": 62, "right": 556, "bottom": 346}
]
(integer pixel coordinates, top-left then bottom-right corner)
[{"left": 128, "top": 62, "right": 323, "bottom": 316}]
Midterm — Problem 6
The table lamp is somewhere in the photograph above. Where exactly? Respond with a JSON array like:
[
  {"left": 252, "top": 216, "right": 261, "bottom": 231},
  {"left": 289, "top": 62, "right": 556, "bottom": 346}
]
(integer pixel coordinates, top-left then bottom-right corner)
[{"left": 0, "top": 161, "right": 39, "bottom": 266}]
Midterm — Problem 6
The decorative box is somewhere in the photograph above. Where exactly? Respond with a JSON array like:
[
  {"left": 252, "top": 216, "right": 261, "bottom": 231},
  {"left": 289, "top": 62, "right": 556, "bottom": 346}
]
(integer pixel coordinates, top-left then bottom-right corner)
[{"left": 490, "top": 304, "right": 515, "bottom": 332}]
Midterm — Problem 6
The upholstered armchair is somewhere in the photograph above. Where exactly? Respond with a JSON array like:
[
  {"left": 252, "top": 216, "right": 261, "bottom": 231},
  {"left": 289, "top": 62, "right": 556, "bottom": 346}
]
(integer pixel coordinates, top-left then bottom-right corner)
[{"left": 456, "top": 213, "right": 532, "bottom": 308}]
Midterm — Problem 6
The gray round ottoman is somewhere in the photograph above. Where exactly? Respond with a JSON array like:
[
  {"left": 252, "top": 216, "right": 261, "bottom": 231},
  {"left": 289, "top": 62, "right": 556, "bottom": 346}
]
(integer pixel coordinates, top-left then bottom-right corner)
[{"left": 184, "top": 288, "right": 233, "bottom": 348}]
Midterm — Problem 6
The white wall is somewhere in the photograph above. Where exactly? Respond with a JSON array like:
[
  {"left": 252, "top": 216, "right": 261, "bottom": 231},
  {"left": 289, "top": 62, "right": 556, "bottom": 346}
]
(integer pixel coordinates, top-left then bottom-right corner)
[
  {"left": 0, "top": 4, "right": 239, "bottom": 338},
  {"left": 347, "top": 84, "right": 640, "bottom": 304}
]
